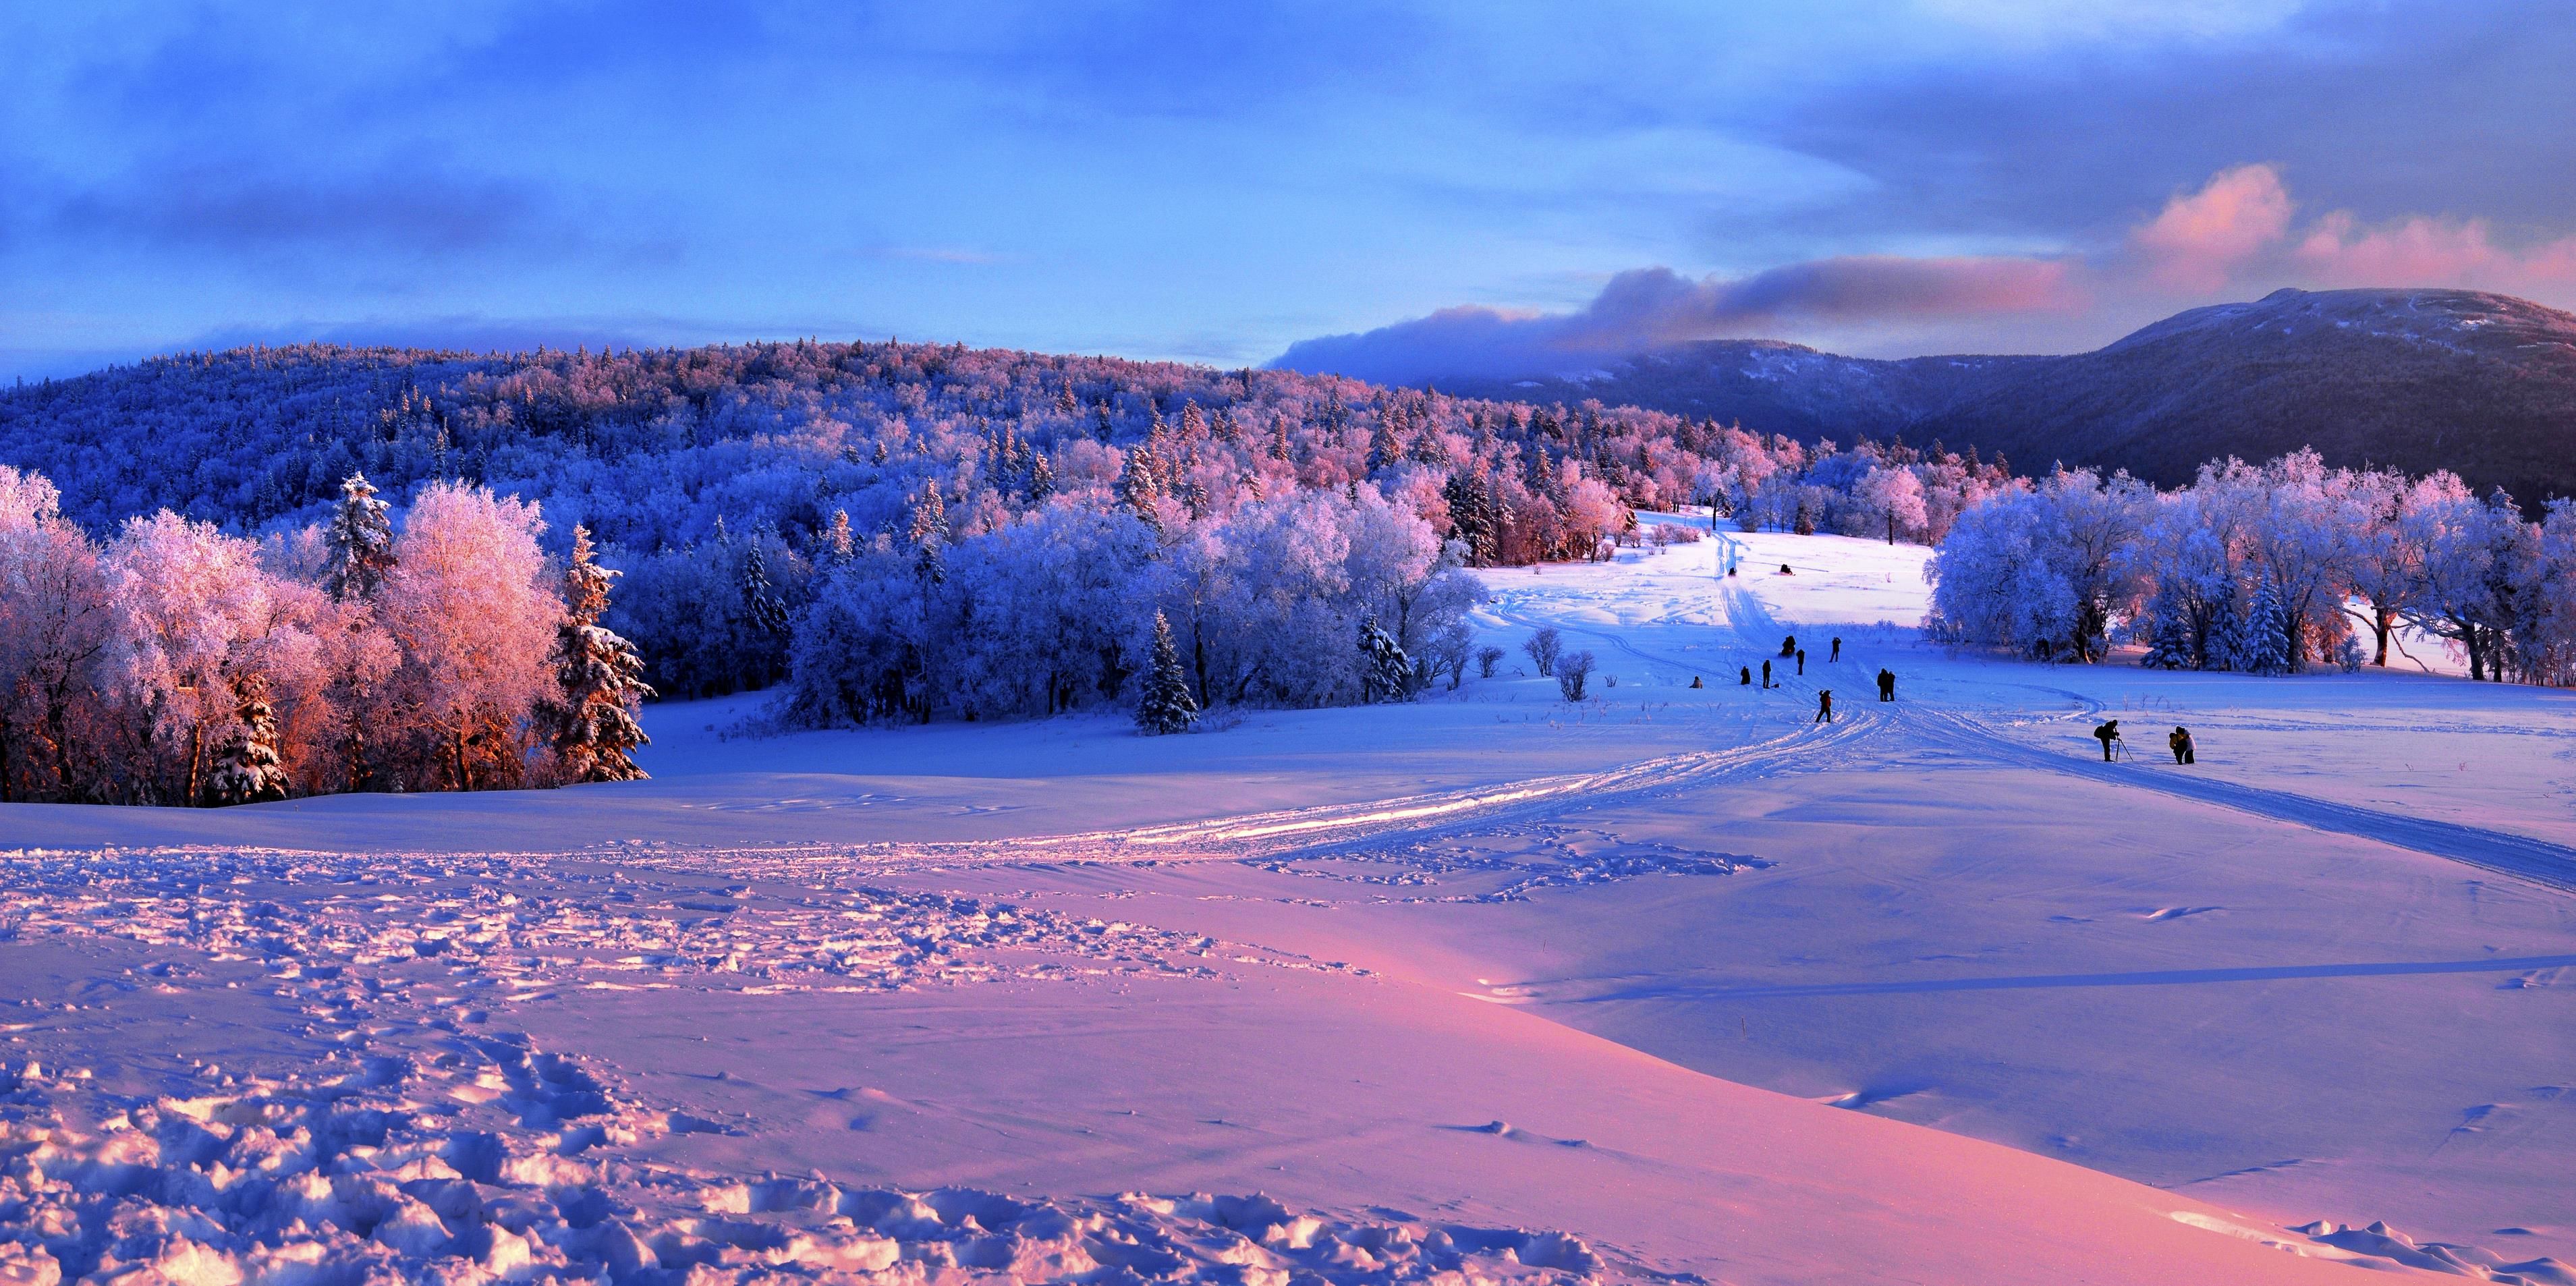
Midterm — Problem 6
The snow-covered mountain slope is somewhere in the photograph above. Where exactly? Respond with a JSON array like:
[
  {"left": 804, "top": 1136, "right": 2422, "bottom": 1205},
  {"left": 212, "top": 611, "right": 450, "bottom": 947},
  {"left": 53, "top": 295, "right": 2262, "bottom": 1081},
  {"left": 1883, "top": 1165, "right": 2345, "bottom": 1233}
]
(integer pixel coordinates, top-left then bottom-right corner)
[
  {"left": 7, "top": 524, "right": 2575, "bottom": 1283},
  {"left": 1437, "top": 288, "right": 2576, "bottom": 504}
]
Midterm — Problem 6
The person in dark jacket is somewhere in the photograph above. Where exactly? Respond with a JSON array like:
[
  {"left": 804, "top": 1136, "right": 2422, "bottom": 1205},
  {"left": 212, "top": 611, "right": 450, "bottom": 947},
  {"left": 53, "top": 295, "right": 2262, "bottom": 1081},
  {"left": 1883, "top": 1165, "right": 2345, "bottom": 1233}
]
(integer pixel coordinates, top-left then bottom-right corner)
[
  {"left": 2169, "top": 727, "right": 2195, "bottom": 764},
  {"left": 1780, "top": 634, "right": 1797, "bottom": 658},
  {"left": 1876, "top": 669, "right": 1895, "bottom": 701},
  {"left": 1814, "top": 690, "right": 1833, "bottom": 723},
  {"left": 1795, "top": 648, "right": 1806, "bottom": 675},
  {"left": 1761, "top": 659, "right": 1772, "bottom": 688},
  {"left": 2094, "top": 719, "right": 2122, "bottom": 761},
  {"left": 1739, "top": 665, "right": 1752, "bottom": 686},
  {"left": 1830, "top": 637, "right": 1841, "bottom": 663}
]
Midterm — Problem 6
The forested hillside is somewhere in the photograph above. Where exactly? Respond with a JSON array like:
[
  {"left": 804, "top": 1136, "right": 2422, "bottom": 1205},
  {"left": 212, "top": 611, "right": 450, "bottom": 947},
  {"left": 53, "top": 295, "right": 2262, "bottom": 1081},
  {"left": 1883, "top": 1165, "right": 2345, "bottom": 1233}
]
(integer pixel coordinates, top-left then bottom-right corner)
[{"left": 0, "top": 341, "right": 2007, "bottom": 701}]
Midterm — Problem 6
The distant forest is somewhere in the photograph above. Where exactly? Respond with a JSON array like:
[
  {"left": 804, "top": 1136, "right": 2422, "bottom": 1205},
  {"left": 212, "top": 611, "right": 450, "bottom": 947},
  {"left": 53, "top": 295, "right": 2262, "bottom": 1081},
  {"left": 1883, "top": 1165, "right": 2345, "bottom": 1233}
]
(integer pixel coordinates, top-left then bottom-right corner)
[{"left": 0, "top": 342, "right": 2007, "bottom": 698}]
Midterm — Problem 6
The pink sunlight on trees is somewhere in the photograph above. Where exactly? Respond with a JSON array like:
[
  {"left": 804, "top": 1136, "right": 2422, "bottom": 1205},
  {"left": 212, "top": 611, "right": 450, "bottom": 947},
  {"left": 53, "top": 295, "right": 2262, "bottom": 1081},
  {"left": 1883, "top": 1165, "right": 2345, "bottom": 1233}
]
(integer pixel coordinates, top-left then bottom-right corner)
[
  {"left": 1927, "top": 448, "right": 2576, "bottom": 681},
  {"left": 0, "top": 466, "right": 651, "bottom": 804}
]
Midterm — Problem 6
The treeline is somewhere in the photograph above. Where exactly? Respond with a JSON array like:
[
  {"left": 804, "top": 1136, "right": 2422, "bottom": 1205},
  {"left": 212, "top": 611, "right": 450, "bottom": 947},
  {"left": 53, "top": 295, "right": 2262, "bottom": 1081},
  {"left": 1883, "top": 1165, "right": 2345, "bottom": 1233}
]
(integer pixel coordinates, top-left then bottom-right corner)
[
  {"left": 0, "top": 468, "right": 649, "bottom": 804},
  {"left": 0, "top": 341, "right": 2017, "bottom": 710},
  {"left": 1928, "top": 450, "right": 2576, "bottom": 682}
]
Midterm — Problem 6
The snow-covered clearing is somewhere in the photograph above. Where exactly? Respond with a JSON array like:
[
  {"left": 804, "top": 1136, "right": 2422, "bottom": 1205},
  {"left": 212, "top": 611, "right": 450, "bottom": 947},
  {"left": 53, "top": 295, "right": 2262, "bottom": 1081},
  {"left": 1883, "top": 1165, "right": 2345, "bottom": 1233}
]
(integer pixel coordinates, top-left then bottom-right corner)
[{"left": 6, "top": 522, "right": 2574, "bottom": 1284}]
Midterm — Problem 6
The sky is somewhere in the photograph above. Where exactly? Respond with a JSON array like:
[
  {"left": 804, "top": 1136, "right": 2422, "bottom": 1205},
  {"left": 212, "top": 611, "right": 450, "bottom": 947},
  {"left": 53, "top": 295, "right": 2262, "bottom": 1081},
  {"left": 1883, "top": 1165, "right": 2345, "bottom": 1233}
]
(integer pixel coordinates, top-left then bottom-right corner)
[{"left": 5, "top": 1, "right": 2575, "bottom": 383}]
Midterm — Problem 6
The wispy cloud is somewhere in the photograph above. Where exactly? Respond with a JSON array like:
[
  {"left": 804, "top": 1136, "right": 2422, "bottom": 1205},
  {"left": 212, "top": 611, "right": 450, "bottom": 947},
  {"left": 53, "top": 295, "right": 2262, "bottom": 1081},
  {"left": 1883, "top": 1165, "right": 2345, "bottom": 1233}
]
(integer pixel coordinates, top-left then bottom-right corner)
[{"left": 1275, "top": 163, "right": 2576, "bottom": 382}]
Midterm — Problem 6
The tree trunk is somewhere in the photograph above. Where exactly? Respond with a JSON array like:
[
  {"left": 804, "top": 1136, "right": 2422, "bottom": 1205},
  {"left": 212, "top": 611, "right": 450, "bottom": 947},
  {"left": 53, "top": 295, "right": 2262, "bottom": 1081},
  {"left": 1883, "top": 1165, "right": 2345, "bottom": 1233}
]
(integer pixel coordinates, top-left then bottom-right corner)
[
  {"left": 2372, "top": 605, "right": 2392, "bottom": 667},
  {"left": 185, "top": 722, "right": 204, "bottom": 807},
  {"left": 452, "top": 725, "right": 473, "bottom": 791}
]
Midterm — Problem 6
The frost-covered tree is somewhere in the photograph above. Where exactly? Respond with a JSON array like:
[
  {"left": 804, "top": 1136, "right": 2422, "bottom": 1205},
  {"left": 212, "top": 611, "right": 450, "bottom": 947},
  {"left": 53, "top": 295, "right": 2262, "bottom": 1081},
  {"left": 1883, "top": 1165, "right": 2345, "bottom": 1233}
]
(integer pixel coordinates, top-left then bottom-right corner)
[
  {"left": 0, "top": 467, "right": 112, "bottom": 801},
  {"left": 1523, "top": 625, "right": 1564, "bottom": 676},
  {"left": 1135, "top": 611, "right": 1198, "bottom": 735},
  {"left": 1557, "top": 649, "right": 1596, "bottom": 701},
  {"left": 542, "top": 526, "right": 654, "bottom": 783},
  {"left": 379, "top": 482, "right": 560, "bottom": 791},
  {"left": 741, "top": 542, "right": 791, "bottom": 640},
  {"left": 323, "top": 471, "right": 396, "bottom": 601},
  {"left": 1927, "top": 470, "right": 2151, "bottom": 661},
  {"left": 2233, "top": 577, "right": 2294, "bottom": 675},
  {"left": 1359, "top": 617, "right": 1412, "bottom": 703},
  {"left": 204, "top": 673, "right": 289, "bottom": 806}
]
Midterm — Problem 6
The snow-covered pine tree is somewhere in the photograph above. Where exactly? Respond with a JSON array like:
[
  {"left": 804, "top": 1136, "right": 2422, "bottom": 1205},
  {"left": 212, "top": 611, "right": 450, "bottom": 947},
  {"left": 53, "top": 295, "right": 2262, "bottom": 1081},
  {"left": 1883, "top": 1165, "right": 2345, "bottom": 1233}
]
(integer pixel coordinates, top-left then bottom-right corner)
[
  {"left": 2137, "top": 581, "right": 2198, "bottom": 669},
  {"left": 1026, "top": 453, "right": 1055, "bottom": 503},
  {"left": 1117, "top": 448, "right": 1164, "bottom": 534},
  {"left": 908, "top": 484, "right": 949, "bottom": 584},
  {"left": 824, "top": 508, "right": 855, "bottom": 563},
  {"left": 324, "top": 471, "right": 395, "bottom": 600},
  {"left": 1135, "top": 611, "right": 1198, "bottom": 735},
  {"left": 1360, "top": 615, "right": 1413, "bottom": 703},
  {"left": 2235, "top": 576, "right": 2295, "bottom": 675},
  {"left": 741, "top": 542, "right": 791, "bottom": 638},
  {"left": 543, "top": 525, "right": 654, "bottom": 783},
  {"left": 1368, "top": 414, "right": 1403, "bottom": 474},
  {"left": 204, "top": 673, "right": 290, "bottom": 806}
]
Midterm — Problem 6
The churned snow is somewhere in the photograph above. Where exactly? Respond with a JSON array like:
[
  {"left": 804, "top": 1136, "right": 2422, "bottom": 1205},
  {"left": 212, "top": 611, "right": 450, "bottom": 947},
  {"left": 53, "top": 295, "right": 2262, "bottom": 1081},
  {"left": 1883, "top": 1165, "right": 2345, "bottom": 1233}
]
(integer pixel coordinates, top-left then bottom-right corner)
[{"left": 5, "top": 521, "right": 2575, "bottom": 1284}]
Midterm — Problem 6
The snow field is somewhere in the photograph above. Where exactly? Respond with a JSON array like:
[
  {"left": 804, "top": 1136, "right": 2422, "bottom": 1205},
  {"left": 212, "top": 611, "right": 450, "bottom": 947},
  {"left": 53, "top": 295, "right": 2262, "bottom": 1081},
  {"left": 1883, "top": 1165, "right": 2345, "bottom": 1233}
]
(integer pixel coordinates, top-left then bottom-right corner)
[{"left": 7, "top": 528, "right": 2576, "bottom": 1283}]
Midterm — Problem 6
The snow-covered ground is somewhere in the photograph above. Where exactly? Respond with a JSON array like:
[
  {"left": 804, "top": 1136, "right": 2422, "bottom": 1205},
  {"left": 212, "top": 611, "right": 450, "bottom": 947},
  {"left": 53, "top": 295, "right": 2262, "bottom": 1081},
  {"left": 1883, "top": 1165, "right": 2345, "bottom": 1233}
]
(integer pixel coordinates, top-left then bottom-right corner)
[{"left": 6, "top": 522, "right": 2574, "bottom": 1284}]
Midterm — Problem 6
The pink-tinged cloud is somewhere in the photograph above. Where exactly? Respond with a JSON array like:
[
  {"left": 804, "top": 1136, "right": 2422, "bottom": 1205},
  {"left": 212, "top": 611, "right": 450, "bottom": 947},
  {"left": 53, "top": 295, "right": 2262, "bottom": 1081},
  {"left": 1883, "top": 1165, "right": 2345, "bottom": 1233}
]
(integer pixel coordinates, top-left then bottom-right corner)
[
  {"left": 1275, "top": 164, "right": 2576, "bottom": 383},
  {"left": 2294, "top": 212, "right": 2576, "bottom": 289},
  {"left": 1273, "top": 257, "right": 2081, "bottom": 384},
  {"left": 2131, "top": 164, "right": 2295, "bottom": 291}
]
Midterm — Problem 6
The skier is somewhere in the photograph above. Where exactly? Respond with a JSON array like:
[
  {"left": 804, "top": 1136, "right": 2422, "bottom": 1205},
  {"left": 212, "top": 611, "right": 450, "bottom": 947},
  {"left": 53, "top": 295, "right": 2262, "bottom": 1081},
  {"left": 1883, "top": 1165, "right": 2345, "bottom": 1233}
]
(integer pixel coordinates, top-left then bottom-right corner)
[
  {"left": 2094, "top": 719, "right": 2123, "bottom": 762},
  {"left": 1795, "top": 648, "right": 1806, "bottom": 675},
  {"left": 2169, "top": 726, "right": 2195, "bottom": 764},
  {"left": 1761, "top": 659, "right": 1773, "bottom": 688},
  {"left": 1830, "top": 637, "right": 1841, "bottom": 663},
  {"left": 1739, "top": 665, "right": 1752, "bottom": 686},
  {"left": 1814, "top": 690, "right": 1834, "bottom": 723},
  {"left": 1876, "top": 668, "right": 1895, "bottom": 701}
]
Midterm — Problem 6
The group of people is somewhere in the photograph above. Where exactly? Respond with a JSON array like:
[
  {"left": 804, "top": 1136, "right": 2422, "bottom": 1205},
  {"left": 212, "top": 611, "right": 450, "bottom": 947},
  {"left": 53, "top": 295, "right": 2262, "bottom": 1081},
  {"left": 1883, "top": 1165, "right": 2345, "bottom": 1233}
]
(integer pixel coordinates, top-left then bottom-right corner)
[
  {"left": 1689, "top": 630, "right": 2200, "bottom": 763},
  {"left": 2092, "top": 719, "right": 2197, "bottom": 764},
  {"left": 1710, "top": 632, "right": 1898, "bottom": 724}
]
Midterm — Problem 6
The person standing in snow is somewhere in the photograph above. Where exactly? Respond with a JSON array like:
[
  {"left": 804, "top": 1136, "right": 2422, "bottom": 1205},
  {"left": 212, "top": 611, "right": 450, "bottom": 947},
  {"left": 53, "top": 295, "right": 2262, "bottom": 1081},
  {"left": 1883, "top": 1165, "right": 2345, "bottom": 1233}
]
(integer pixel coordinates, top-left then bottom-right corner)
[
  {"left": 1830, "top": 637, "right": 1841, "bottom": 663},
  {"left": 1780, "top": 634, "right": 1797, "bottom": 658},
  {"left": 2094, "top": 719, "right": 2122, "bottom": 761},
  {"left": 1739, "top": 665, "right": 1752, "bottom": 686},
  {"left": 1795, "top": 648, "right": 1806, "bottom": 675},
  {"left": 1815, "top": 690, "right": 1834, "bottom": 723},
  {"left": 1876, "top": 669, "right": 1895, "bottom": 701},
  {"left": 1761, "top": 659, "right": 1773, "bottom": 688},
  {"left": 2169, "top": 727, "right": 2195, "bottom": 764}
]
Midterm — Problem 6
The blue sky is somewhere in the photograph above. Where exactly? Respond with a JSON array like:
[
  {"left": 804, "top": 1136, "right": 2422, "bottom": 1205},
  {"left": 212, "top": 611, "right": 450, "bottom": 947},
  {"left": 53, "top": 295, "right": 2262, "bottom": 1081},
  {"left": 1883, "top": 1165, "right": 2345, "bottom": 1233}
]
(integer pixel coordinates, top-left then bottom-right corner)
[{"left": 6, "top": 1, "right": 2574, "bottom": 381}]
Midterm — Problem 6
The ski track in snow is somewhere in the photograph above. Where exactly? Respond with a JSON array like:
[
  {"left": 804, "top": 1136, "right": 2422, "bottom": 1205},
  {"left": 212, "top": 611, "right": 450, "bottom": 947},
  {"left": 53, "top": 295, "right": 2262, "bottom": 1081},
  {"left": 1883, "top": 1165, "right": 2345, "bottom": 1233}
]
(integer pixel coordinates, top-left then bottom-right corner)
[{"left": 9, "top": 530, "right": 2576, "bottom": 1283}]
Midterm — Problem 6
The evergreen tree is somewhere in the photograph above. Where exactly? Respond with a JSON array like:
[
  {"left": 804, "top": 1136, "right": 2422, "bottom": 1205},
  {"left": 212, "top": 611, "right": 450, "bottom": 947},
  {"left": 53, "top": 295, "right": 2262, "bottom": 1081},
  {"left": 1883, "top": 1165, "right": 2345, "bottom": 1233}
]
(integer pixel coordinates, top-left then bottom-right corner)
[
  {"left": 741, "top": 542, "right": 791, "bottom": 638},
  {"left": 2234, "top": 576, "right": 2295, "bottom": 675},
  {"left": 907, "top": 484, "right": 949, "bottom": 584},
  {"left": 1117, "top": 448, "right": 1165, "bottom": 534},
  {"left": 2137, "top": 581, "right": 2198, "bottom": 669},
  {"left": 204, "top": 674, "right": 289, "bottom": 806},
  {"left": 1135, "top": 611, "right": 1198, "bottom": 735},
  {"left": 824, "top": 508, "right": 855, "bottom": 563},
  {"left": 324, "top": 471, "right": 395, "bottom": 600},
  {"left": 1026, "top": 452, "right": 1055, "bottom": 503},
  {"left": 1368, "top": 410, "right": 1404, "bottom": 474},
  {"left": 542, "top": 526, "right": 654, "bottom": 783},
  {"left": 1360, "top": 616, "right": 1413, "bottom": 702}
]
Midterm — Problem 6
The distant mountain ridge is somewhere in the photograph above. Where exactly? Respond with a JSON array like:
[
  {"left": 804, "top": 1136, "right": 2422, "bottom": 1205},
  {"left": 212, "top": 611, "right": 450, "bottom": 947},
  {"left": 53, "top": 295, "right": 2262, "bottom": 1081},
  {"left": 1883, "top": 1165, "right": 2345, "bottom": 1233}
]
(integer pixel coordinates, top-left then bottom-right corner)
[{"left": 1430, "top": 288, "right": 2576, "bottom": 502}]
